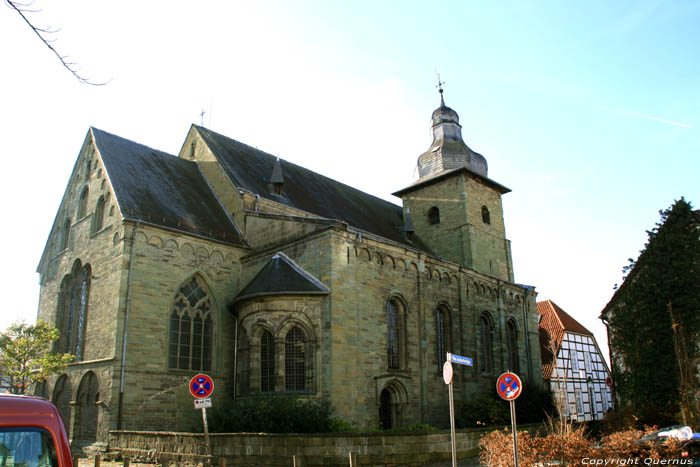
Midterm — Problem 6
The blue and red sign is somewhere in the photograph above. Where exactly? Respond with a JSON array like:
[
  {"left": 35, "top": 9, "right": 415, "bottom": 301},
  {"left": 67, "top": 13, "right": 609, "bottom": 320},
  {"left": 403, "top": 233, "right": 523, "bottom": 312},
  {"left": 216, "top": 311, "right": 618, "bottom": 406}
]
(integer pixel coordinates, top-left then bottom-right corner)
[
  {"left": 189, "top": 374, "right": 214, "bottom": 399},
  {"left": 496, "top": 372, "right": 522, "bottom": 401}
]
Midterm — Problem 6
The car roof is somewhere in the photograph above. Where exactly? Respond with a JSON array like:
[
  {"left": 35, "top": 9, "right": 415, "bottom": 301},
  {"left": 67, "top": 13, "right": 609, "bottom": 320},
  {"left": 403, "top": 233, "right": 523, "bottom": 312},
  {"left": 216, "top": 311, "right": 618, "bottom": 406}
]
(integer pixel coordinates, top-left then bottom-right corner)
[{"left": 0, "top": 394, "right": 62, "bottom": 426}]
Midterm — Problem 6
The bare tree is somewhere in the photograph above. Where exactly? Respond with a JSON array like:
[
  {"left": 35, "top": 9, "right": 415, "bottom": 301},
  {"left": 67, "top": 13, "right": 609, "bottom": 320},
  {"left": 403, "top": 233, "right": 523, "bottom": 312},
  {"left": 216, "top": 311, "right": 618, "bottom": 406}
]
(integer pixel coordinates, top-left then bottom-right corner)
[{"left": 6, "top": 0, "right": 108, "bottom": 85}]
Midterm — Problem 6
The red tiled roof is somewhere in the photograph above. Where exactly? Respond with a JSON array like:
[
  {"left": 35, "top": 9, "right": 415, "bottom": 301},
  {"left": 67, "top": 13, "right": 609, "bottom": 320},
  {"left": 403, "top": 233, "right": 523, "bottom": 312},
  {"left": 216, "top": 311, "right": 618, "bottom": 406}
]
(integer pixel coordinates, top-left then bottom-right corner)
[{"left": 537, "top": 300, "right": 594, "bottom": 379}]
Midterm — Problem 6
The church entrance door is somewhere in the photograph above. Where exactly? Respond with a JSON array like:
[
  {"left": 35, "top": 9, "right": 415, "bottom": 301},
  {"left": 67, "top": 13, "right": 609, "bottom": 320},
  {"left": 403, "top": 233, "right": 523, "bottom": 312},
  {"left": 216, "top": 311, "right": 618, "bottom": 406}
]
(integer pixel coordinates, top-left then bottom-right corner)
[{"left": 379, "top": 388, "right": 392, "bottom": 429}]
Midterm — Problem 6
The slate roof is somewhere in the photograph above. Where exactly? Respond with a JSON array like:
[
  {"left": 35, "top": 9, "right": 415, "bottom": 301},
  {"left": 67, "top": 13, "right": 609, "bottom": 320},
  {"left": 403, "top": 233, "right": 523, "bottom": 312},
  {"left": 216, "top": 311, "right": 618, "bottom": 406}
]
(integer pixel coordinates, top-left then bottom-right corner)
[
  {"left": 235, "top": 252, "right": 330, "bottom": 303},
  {"left": 194, "top": 125, "right": 426, "bottom": 249},
  {"left": 392, "top": 166, "right": 511, "bottom": 197},
  {"left": 92, "top": 127, "right": 246, "bottom": 246},
  {"left": 537, "top": 300, "right": 594, "bottom": 379}
]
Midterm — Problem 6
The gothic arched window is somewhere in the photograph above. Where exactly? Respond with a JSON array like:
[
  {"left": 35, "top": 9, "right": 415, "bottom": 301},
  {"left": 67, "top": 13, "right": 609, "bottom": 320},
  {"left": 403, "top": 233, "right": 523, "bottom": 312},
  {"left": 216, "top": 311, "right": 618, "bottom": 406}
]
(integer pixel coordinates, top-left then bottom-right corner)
[
  {"left": 58, "top": 262, "right": 91, "bottom": 360},
  {"left": 78, "top": 187, "right": 89, "bottom": 219},
  {"left": 261, "top": 330, "right": 275, "bottom": 392},
  {"left": 168, "top": 277, "right": 213, "bottom": 371},
  {"left": 92, "top": 195, "right": 106, "bottom": 233},
  {"left": 428, "top": 206, "right": 440, "bottom": 225},
  {"left": 478, "top": 314, "right": 494, "bottom": 373},
  {"left": 481, "top": 206, "right": 491, "bottom": 225},
  {"left": 285, "top": 327, "right": 306, "bottom": 391},
  {"left": 387, "top": 298, "right": 405, "bottom": 370},
  {"left": 506, "top": 319, "right": 519, "bottom": 373},
  {"left": 435, "top": 306, "right": 452, "bottom": 370}
]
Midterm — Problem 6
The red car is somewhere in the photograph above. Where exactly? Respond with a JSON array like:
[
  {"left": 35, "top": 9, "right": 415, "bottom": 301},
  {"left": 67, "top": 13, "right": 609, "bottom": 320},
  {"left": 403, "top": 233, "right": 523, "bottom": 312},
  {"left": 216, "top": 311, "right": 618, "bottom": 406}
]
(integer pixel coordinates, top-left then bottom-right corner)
[{"left": 0, "top": 394, "right": 73, "bottom": 467}]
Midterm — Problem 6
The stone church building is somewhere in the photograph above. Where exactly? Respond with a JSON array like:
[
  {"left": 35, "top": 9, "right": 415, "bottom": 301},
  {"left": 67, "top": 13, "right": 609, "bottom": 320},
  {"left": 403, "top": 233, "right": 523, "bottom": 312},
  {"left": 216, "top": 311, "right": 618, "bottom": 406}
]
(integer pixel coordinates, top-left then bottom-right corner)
[{"left": 35, "top": 91, "right": 543, "bottom": 448}]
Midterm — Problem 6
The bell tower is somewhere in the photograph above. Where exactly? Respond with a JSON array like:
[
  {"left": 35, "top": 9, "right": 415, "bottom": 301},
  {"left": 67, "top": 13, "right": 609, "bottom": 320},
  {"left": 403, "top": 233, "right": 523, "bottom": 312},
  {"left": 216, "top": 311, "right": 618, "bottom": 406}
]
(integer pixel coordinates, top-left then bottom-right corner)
[{"left": 393, "top": 86, "right": 514, "bottom": 281}]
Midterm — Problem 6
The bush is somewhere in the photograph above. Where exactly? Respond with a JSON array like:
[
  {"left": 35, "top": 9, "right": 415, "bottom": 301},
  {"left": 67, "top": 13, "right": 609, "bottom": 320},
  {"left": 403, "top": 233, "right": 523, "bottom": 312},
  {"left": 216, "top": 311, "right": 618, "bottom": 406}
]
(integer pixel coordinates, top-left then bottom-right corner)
[
  {"left": 479, "top": 425, "right": 683, "bottom": 466},
  {"left": 206, "top": 396, "right": 350, "bottom": 433},
  {"left": 456, "top": 385, "right": 554, "bottom": 428}
]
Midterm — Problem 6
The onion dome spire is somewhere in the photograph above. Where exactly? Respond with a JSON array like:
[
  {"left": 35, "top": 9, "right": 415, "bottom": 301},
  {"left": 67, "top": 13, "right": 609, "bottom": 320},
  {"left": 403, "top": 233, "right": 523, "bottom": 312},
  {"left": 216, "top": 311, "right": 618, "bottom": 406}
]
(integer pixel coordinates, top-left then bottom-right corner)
[{"left": 416, "top": 79, "right": 488, "bottom": 179}]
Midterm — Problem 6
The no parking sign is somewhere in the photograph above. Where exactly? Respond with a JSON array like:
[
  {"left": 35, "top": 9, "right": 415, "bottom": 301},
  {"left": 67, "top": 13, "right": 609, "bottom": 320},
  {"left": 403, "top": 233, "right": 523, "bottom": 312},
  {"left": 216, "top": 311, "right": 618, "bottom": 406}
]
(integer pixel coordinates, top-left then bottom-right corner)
[{"left": 189, "top": 374, "right": 214, "bottom": 399}]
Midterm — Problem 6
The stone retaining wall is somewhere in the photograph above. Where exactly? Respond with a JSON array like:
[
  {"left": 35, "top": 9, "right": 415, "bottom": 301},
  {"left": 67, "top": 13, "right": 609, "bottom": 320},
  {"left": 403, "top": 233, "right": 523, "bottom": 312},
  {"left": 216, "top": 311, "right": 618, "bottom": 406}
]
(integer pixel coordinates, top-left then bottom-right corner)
[{"left": 108, "top": 424, "right": 542, "bottom": 466}]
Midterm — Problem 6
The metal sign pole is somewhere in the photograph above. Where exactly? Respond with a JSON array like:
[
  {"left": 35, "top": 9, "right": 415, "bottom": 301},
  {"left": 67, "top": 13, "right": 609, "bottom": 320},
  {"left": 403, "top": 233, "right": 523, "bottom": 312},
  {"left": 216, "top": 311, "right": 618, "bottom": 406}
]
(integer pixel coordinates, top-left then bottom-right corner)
[
  {"left": 449, "top": 380, "right": 457, "bottom": 467},
  {"left": 509, "top": 400, "right": 519, "bottom": 467},
  {"left": 202, "top": 407, "right": 212, "bottom": 460}
]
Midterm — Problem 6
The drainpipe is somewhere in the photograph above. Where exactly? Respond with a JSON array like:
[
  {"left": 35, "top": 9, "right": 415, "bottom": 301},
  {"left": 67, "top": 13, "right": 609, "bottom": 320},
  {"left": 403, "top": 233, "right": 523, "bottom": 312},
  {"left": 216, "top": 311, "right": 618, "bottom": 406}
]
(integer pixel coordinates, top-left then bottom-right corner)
[
  {"left": 232, "top": 315, "right": 238, "bottom": 399},
  {"left": 522, "top": 287, "right": 533, "bottom": 384},
  {"left": 255, "top": 194, "right": 260, "bottom": 212},
  {"left": 118, "top": 222, "right": 139, "bottom": 430}
]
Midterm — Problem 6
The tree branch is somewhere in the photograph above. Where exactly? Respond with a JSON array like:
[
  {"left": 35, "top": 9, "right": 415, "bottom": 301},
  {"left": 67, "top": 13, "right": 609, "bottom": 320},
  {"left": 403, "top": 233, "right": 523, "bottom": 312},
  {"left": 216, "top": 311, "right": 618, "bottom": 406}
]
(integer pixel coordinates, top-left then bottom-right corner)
[{"left": 6, "top": 0, "right": 110, "bottom": 85}]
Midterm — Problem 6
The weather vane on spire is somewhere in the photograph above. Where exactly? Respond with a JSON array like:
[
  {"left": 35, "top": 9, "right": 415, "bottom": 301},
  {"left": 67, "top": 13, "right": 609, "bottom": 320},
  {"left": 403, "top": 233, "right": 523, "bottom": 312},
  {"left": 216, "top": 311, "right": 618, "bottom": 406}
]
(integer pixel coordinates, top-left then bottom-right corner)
[
  {"left": 436, "top": 72, "right": 445, "bottom": 95},
  {"left": 435, "top": 70, "right": 446, "bottom": 105}
]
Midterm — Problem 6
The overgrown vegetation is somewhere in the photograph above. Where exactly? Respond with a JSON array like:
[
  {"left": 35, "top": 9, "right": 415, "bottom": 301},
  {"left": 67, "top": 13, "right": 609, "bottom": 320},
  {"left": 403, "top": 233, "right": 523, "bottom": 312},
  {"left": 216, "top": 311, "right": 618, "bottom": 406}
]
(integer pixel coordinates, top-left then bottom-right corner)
[
  {"left": 606, "top": 198, "right": 700, "bottom": 428},
  {"left": 456, "top": 385, "right": 554, "bottom": 428},
  {"left": 0, "top": 320, "right": 74, "bottom": 394},
  {"left": 480, "top": 425, "right": 684, "bottom": 466},
  {"left": 206, "top": 396, "right": 352, "bottom": 433}
]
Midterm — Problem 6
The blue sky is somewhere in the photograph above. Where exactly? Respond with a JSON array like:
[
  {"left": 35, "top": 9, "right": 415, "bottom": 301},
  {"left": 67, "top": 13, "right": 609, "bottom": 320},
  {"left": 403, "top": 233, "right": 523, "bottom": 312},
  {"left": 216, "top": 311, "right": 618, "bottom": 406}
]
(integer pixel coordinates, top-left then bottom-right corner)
[{"left": 2, "top": 0, "right": 699, "bottom": 366}]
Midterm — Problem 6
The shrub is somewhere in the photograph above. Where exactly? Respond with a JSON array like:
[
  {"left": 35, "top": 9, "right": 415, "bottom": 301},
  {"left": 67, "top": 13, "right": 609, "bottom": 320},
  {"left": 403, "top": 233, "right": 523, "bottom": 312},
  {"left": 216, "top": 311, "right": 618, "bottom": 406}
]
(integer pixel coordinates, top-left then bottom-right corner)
[
  {"left": 206, "top": 396, "right": 350, "bottom": 433},
  {"left": 479, "top": 425, "right": 683, "bottom": 466},
  {"left": 456, "top": 385, "right": 554, "bottom": 428}
]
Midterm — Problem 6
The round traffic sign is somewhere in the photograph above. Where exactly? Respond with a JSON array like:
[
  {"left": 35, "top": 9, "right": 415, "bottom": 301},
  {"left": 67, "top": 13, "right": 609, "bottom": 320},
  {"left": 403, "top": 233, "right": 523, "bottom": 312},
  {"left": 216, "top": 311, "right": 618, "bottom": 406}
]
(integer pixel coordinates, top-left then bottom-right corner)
[
  {"left": 189, "top": 374, "right": 214, "bottom": 399},
  {"left": 443, "top": 361, "right": 454, "bottom": 385},
  {"left": 496, "top": 372, "right": 522, "bottom": 400}
]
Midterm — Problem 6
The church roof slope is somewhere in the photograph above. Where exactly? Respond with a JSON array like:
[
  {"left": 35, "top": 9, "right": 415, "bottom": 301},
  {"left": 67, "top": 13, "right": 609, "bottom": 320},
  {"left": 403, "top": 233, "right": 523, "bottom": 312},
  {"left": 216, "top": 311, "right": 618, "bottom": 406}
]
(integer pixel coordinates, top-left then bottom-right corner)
[
  {"left": 194, "top": 125, "right": 419, "bottom": 247},
  {"left": 92, "top": 127, "right": 246, "bottom": 246},
  {"left": 234, "top": 252, "right": 330, "bottom": 302}
]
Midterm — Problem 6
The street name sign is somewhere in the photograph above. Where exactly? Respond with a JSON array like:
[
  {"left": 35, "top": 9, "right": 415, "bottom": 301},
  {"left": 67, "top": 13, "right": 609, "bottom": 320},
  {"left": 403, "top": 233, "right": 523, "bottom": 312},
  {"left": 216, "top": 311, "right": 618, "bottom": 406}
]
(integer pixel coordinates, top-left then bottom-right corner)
[{"left": 449, "top": 353, "right": 473, "bottom": 367}]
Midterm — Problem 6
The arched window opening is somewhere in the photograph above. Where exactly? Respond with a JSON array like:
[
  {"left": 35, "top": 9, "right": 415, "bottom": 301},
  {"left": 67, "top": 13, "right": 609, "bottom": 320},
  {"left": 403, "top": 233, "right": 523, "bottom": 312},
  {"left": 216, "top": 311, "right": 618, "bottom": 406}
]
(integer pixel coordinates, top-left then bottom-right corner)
[
  {"left": 93, "top": 196, "right": 106, "bottom": 233},
  {"left": 478, "top": 314, "right": 493, "bottom": 373},
  {"left": 285, "top": 327, "right": 306, "bottom": 391},
  {"left": 261, "top": 331, "right": 275, "bottom": 392},
  {"left": 58, "top": 262, "right": 91, "bottom": 360},
  {"left": 78, "top": 187, "right": 89, "bottom": 219},
  {"left": 387, "top": 300, "right": 403, "bottom": 370},
  {"left": 506, "top": 319, "right": 519, "bottom": 373},
  {"left": 61, "top": 218, "right": 72, "bottom": 250},
  {"left": 481, "top": 206, "right": 491, "bottom": 225},
  {"left": 428, "top": 206, "right": 440, "bottom": 225},
  {"left": 168, "top": 277, "right": 213, "bottom": 371},
  {"left": 52, "top": 375, "right": 72, "bottom": 430},
  {"left": 436, "top": 307, "right": 451, "bottom": 370},
  {"left": 76, "top": 372, "right": 99, "bottom": 442}
]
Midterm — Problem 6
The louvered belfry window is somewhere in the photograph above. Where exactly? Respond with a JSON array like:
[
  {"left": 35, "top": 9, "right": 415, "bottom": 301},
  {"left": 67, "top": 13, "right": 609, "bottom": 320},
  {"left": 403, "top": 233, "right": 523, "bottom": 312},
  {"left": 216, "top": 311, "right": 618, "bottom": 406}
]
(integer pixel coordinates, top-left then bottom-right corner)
[
  {"left": 168, "top": 277, "right": 213, "bottom": 371},
  {"left": 285, "top": 327, "right": 306, "bottom": 391},
  {"left": 261, "top": 331, "right": 275, "bottom": 392}
]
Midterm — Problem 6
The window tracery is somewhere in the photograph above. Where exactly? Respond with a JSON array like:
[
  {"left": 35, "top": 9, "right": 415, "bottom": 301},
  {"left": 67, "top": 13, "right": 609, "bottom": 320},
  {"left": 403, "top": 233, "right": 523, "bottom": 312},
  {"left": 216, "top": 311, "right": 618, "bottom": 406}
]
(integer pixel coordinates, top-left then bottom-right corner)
[{"left": 168, "top": 277, "right": 213, "bottom": 371}]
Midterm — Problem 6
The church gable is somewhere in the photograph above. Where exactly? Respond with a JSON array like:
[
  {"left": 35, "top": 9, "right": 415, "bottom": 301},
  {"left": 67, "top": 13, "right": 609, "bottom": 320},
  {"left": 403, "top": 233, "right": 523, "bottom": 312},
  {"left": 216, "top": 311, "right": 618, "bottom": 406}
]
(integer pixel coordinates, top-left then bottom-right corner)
[{"left": 91, "top": 127, "right": 246, "bottom": 247}]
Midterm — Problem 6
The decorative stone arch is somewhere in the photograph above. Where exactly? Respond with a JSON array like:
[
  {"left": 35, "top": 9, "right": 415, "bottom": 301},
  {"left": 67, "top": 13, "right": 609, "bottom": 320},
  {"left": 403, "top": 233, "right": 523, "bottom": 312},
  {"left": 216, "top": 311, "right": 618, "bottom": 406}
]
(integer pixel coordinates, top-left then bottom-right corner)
[
  {"left": 358, "top": 247, "right": 371, "bottom": 261},
  {"left": 408, "top": 262, "right": 418, "bottom": 274},
  {"left": 167, "top": 273, "right": 217, "bottom": 371},
  {"left": 52, "top": 374, "right": 73, "bottom": 434},
  {"left": 441, "top": 271, "right": 451, "bottom": 285},
  {"left": 210, "top": 250, "right": 225, "bottom": 266},
  {"left": 477, "top": 311, "right": 496, "bottom": 374},
  {"left": 384, "top": 255, "right": 395, "bottom": 269},
  {"left": 33, "top": 381, "right": 48, "bottom": 398},
  {"left": 147, "top": 235, "right": 163, "bottom": 248},
  {"left": 372, "top": 252, "right": 383, "bottom": 266},
  {"left": 165, "top": 239, "right": 179, "bottom": 251},
  {"left": 397, "top": 258, "right": 407, "bottom": 272},
  {"left": 378, "top": 379, "right": 409, "bottom": 429},
  {"left": 75, "top": 371, "right": 99, "bottom": 444},
  {"left": 180, "top": 243, "right": 195, "bottom": 257}
]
